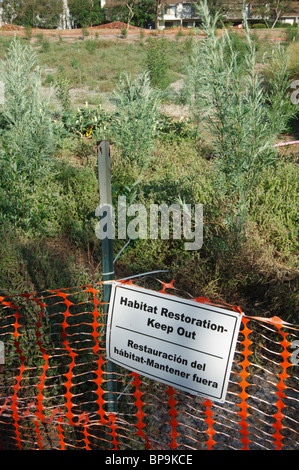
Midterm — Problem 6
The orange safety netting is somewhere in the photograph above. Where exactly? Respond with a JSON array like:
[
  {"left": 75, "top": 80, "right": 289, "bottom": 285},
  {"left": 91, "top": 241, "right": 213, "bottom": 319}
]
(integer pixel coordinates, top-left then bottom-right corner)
[{"left": 0, "top": 279, "right": 298, "bottom": 450}]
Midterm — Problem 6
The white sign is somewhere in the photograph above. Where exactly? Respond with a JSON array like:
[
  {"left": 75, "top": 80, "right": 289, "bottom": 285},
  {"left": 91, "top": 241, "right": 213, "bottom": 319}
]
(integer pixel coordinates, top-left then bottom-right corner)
[{"left": 106, "top": 283, "right": 242, "bottom": 403}]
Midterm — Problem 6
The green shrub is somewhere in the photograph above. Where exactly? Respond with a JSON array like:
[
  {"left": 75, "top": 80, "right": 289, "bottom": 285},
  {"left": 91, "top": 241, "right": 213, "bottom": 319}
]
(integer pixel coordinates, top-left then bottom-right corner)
[
  {"left": 43, "top": 160, "right": 99, "bottom": 241},
  {"left": 0, "top": 37, "right": 58, "bottom": 232},
  {"left": 0, "top": 227, "right": 35, "bottom": 295},
  {"left": 263, "top": 45, "right": 296, "bottom": 135},
  {"left": 0, "top": 38, "right": 57, "bottom": 161},
  {"left": 24, "top": 25, "right": 32, "bottom": 41},
  {"left": 176, "top": 30, "right": 184, "bottom": 39},
  {"left": 70, "top": 57, "right": 84, "bottom": 85},
  {"left": 272, "top": 21, "right": 297, "bottom": 28},
  {"left": 45, "top": 73, "right": 54, "bottom": 85},
  {"left": 251, "top": 23, "right": 267, "bottom": 29},
  {"left": 145, "top": 37, "right": 170, "bottom": 89},
  {"left": 41, "top": 38, "right": 50, "bottom": 53},
  {"left": 111, "top": 72, "right": 161, "bottom": 170},
  {"left": 249, "top": 160, "right": 299, "bottom": 263},
  {"left": 285, "top": 27, "right": 298, "bottom": 43},
  {"left": 121, "top": 27, "right": 127, "bottom": 39},
  {"left": 223, "top": 30, "right": 250, "bottom": 66},
  {"left": 84, "top": 39, "right": 97, "bottom": 54},
  {"left": 184, "top": 1, "right": 296, "bottom": 238},
  {"left": 157, "top": 114, "right": 196, "bottom": 142},
  {"left": 63, "top": 103, "right": 112, "bottom": 140},
  {"left": 54, "top": 74, "right": 71, "bottom": 113},
  {"left": 82, "top": 27, "right": 90, "bottom": 39}
]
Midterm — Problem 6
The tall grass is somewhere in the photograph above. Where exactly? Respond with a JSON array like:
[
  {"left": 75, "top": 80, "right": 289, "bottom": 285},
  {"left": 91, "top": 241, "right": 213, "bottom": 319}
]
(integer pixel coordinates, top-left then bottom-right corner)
[
  {"left": 146, "top": 37, "right": 170, "bottom": 90},
  {"left": 184, "top": 0, "right": 296, "bottom": 238},
  {"left": 111, "top": 71, "right": 160, "bottom": 170},
  {"left": 0, "top": 38, "right": 58, "bottom": 232},
  {"left": 0, "top": 30, "right": 297, "bottom": 319}
]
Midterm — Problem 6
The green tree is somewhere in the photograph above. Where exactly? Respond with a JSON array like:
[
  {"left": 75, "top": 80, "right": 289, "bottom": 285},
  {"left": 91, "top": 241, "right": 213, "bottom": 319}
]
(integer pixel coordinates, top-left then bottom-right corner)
[
  {"left": 251, "top": 0, "right": 292, "bottom": 28},
  {"left": 132, "top": 0, "right": 156, "bottom": 27},
  {"left": 104, "top": 0, "right": 140, "bottom": 28},
  {"left": 103, "top": 2, "right": 127, "bottom": 25},
  {"left": 2, "top": 0, "right": 63, "bottom": 28},
  {"left": 68, "top": 0, "right": 104, "bottom": 27},
  {"left": 206, "top": 0, "right": 226, "bottom": 17}
]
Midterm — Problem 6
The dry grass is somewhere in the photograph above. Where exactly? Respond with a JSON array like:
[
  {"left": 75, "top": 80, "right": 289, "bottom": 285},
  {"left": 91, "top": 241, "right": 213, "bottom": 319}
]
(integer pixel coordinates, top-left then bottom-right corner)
[{"left": 288, "top": 41, "right": 299, "bottom": 78}]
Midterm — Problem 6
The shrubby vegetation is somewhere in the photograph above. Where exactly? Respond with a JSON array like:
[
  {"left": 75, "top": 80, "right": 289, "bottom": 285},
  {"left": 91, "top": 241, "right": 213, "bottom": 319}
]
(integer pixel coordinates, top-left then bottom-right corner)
[
  {"left": 184, "top": 1, "right": 296, "bottom": 238},
  {"left": 0, "top": 38, "right": 58, "bottom": 233},
  {"left": 0, "top": 3, "right": 298, "bottom": 323},
  {"left": 111, "top": 71, "right": 161, "bottom": 168},
  {"left": 146, "top": 37, "right": 170, "bottom": 89}
]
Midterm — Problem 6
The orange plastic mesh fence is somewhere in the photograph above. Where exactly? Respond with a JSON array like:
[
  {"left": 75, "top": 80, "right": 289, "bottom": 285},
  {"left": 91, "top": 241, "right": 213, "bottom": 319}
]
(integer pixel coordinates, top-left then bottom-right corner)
[{"left": 0, "top": 280, "right": 298, "bottom": 450}]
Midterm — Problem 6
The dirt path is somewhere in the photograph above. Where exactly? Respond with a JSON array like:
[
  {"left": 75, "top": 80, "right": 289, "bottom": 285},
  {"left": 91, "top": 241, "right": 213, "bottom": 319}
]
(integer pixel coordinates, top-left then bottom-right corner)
[{"left": 0, "top": 21, "right": 287, "bottom": 42}]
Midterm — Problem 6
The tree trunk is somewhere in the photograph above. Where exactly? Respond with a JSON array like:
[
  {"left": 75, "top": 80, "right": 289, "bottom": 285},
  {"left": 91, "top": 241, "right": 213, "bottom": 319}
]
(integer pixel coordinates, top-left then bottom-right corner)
[
  {"left": 271, "top": 11, "right": 281, "bottom": 28},
  {"left": 62, "top": 0, "right": 71, "bottom": 29},
  {"left": 126, "top": 3, "right": 134, "bottom": 29},
  {"left": 271, "top": 2, "right": 283, "bottom": 28},
  {"left": 155, "top": 0, "right": 160, "bottom": 30}
]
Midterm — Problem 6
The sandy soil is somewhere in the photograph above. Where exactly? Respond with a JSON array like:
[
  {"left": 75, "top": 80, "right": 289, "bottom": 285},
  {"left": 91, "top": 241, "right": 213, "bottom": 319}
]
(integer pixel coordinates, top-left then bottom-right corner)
[{"left": 0, "top": 21, "right": 287, "bottom": 42}]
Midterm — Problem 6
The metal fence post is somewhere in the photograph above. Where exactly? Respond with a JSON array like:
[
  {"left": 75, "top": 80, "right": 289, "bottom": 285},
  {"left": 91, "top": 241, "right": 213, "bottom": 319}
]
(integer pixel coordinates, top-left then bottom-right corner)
[{"left": 97, "top": 140, "right": 118, "bottom": 415}]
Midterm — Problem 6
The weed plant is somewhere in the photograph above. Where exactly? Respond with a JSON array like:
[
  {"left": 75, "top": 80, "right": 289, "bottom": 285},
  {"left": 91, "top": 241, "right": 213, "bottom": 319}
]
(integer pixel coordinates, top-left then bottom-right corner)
[
  {"left": 0, "top": 24, "right": 298, "bottom": 454},
  {"left": 285, "top": 26, "right": 298, "bottom": 44},
  {"left": 84, "top": 39, "right": 97, "bottom": 54},
  {"left": 0, "top": 28, "right": 297, "bottom": 319},
  {"left": 63, "top": 103, "right": 112, "bottom": 140},
  {"left": 145, "top": 37, "right": 170, "bottom": 90},
  {"left": 55, "top": 74, "right": 71, "bottom": 113},
  {"left": 0, "top": 38, "right": 58, "bottom": 233},
  {"left": 184, "top": 1, "right": 296, "bottom": 239},
  {"left": 249, "top": 159, "right": 299, "bottom": 263},
  {"left": 111, "top": 72, "right": 160, "bottom": 171}
]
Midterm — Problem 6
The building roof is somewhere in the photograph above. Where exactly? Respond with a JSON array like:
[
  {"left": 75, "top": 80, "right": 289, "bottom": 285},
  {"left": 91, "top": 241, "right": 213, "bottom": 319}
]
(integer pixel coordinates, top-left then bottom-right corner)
[
  {"left": 287, "top": 1, "right": 299, "bottom": 16},
  {"left": 162, "top": 0, "right": 299, "bottom": 17},
  {"left": 161, "top": 1, "right": 244, "bottom": 7}
]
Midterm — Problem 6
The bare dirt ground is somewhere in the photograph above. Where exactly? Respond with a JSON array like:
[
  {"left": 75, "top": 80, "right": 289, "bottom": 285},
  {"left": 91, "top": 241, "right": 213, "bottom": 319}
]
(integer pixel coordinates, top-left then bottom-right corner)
[
  {"left": 1, "top": 20, "right": 287, "bottom": 119},
  {"left": 0, "top": 21, "right": 287, "bottom": 42}
]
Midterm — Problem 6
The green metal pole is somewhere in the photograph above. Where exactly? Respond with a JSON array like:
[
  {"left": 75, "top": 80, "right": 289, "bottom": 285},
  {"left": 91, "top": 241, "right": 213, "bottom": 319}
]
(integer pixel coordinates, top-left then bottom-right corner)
[{"left": 97, "top": 141, "right": 118, "bottom": 415}]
